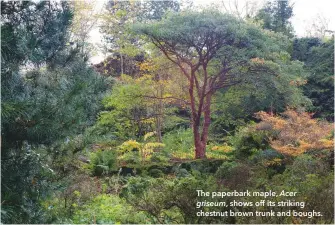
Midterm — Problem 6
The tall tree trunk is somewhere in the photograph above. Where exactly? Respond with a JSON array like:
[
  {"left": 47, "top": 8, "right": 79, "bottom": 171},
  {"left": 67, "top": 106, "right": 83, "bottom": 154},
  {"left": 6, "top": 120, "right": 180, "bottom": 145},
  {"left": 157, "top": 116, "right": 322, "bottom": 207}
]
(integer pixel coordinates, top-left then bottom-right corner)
[
  {"left": 157, "top": 85, "right": 163, "bottom": 142},
  {"left": 120, "top": 53, "right": 124, "bottom": 75},
  {"left": 195, "top": 140, "right": 206, "bottom": 158},
  {"left": 200, "top": 93, "right": 212, "bottom": 158},
  {"left": 194, "top": 93, "right": 212, "bottom": 159},
  {"left": 189, "top": 69, "right": 209, "bottom": 159},
  {"left": 155, "top": 76, "right": 163, "bottom": 142},
  {"left": 194, "top": 123, "right": 205, "bottom": 159},
  {"left": 155, "top": 87, "right": 163, "bottom": 142}
]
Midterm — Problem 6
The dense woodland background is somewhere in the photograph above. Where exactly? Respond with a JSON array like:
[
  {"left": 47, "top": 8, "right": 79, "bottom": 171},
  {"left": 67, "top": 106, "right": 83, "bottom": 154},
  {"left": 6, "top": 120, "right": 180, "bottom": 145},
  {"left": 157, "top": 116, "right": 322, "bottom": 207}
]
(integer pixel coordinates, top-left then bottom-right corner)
[{"left": 1, "top": 0, "right": 334, "bottom": 224}]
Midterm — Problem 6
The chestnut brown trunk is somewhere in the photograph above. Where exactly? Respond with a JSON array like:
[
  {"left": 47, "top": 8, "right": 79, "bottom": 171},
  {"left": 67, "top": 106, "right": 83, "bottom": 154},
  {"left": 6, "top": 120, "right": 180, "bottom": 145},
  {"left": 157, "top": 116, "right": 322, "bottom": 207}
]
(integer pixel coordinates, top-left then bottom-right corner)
[
  {"left": 195, "top": 140, "right": 206, "bottom": 159},
  {"left": 193, "top": 94, "right": 212, "bottom": 159}
]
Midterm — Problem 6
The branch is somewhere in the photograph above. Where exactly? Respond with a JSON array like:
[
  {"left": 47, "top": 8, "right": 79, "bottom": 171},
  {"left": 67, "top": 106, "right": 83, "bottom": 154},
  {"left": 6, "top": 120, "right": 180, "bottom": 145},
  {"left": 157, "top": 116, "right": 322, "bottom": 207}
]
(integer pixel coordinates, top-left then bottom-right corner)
[
  {"left": 212, "top": 79, "right": 242, "bottom": 91},
  {"left": 194, "top": 71, "right": 201, "bottom": 99},
  {"left": 128, "top": 113, "right": 164, "bottom": 122},
  {"left": 197, "top": 63, "right": 209, "bottom": 118},
  {"left": 125, "top": 94, "right": 190, "bottom": 105},
  {"left": 189, "top": 71, "right": 198, "bottom": 121},
  {"left": 151, "top": 37, "right": 191, "bottom": 80}
]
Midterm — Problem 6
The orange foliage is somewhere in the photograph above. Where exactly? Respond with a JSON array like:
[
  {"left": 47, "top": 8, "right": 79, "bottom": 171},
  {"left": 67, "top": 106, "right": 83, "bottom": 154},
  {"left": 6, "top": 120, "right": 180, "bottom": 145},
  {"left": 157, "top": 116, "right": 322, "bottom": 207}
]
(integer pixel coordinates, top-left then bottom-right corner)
[
  {"left": 289, "top": 79, "right": 307, "bottom": 86},
  {"left": 255, "top": 110, "right": 334, "bottom": 156},
  {"left": 138, "top": 60, "right": 157, "bottom": 73},
  {"left": 250, "top": 57, "right": 265, "bottom": 64}
]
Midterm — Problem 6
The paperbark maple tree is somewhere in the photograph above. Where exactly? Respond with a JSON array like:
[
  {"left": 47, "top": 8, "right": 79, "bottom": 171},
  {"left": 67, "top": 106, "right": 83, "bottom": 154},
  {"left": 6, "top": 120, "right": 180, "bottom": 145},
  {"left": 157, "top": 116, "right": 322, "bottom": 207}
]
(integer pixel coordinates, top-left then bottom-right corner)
[{"left": 134, "top": 10, "right": 297, "bottom": 158}]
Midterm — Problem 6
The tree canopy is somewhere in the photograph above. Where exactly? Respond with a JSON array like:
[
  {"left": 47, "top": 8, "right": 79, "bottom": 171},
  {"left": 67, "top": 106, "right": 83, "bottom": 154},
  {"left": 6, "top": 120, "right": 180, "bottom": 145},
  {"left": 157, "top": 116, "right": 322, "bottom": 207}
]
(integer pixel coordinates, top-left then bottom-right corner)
[
  {"left": 1, "top": 1, "right": 333, "bottom": 224},
  {"left": 133, "top": 10, "right": 309, "bottom": 158}
]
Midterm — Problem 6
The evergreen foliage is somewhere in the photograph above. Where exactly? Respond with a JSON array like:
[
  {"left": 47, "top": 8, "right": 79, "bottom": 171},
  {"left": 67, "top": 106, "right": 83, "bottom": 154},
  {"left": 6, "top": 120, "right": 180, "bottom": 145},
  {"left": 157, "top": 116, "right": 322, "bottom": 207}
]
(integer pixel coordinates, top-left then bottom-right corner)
[
  {"left": 1, "top": 1, "right": 333, "bottom": 224},
  {"left": 255, "top": 0, "right": 294, "bottom": 37}
]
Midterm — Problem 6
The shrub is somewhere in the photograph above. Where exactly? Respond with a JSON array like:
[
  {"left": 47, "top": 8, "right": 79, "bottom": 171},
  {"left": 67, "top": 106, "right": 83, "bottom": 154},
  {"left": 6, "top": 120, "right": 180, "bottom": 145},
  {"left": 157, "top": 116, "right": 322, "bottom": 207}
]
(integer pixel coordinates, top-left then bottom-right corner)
[
  {"left": 72, "top": 194, "right": 149, "bottom": 224},
  {"left": 41, "top": 174, "right": 101, "bottom": 223},
  {"left": 266, "top": 155, "right": 334, "bottom": 224},
  {"left": 118, "top": 140, "right": 141, "bottom": 153},
  {"left": 216, "top": 162, "right": 252, "bottom": 190},
  {"left": 215, "top": 161, "right": 239, "bottom": 179},
  {"left": 228, "top": 124, "right": 272, "bottom": 159},
  {"left": 175, "top": 168, "right": 190, "bottom": 178},
  {"left": 117, "top": 139, "right": 165, "bottom": 166},
  {"left": 148, "top": 168, "right": 164, "bottom": 178},
  {"left": 118, "top": 151, "right": 141, "bottom": 166},
  {"left": 150, "top": 152, "right": 170, "bottom": 163},
  {"left": 255, "top": 110, "right": 334, "bottom": 156},
  {"left": 123, "top": 174, "right": 228, "bottom": 224},
  {"left": 251, "top": 149, "right": 285, "bottom": 178},
  {"left": 88, "top": 150, "right": 117, "bottom": 176}
]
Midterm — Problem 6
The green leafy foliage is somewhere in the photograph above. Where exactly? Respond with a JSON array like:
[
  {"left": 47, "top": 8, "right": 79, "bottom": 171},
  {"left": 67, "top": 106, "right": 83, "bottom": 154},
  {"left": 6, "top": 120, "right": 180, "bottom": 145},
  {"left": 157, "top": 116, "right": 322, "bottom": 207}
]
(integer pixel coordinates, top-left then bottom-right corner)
[
  {"left": 88, "top": 150, "right": 117, "bottom": 176},
  {"left": 255, "top": 0, "right": 294, "bottom": 37},
  {"left": 215, "top": 161, "right": 239, "bottom": 179},
  {"left": 98, "top": 75, "right": 156, "bottom": 140},
  {"left": 266, "top": 155, "right": 334, "bottom": 224},
  {"left": 163, "top": 128, "right": 194, "bottom": 157},
  {"left": 1, "top": 2, "right": 107, "bottom": 223},
  {"left": 72, "top": 194, "right": 149, "bottom": 224},
  {"left": 304, "top": 40, "right": 334, "bottom": 120},
  {"left": 123, "top": 174, "right": 235, "bottom": 224},
  {"left": 134, "top": 9, "right": 311, "bottom": 158},
  {"left": 41, "top": 173, "right": 101, "bottom": 223},
  {"left": 1, "top": 1, "right": 73, "bottom": 69},
  {"left": 291, "top": 37, "right": 334, "bottom": 120},
  {"left": 227, "top": 123, "right": 273, "bottom": 159},
  {"left": 100, "top": 0, "right": 180, "bottom": 54},
  {"left": 1, "top": 146, "right": 54, "bottom": 224},
  {"left": 1, "top": 2, "right": 334, "bottom": 224}
]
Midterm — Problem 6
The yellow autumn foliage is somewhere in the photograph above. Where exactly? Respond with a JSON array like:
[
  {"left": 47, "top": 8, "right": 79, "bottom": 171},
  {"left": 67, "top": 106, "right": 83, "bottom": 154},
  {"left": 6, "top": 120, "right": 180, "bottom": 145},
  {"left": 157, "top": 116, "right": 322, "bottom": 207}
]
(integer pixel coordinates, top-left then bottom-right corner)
[
  {"left": 118, "top": 140, "right": 141, "bottom": 153},
  {"left": 263, "top": 157, "right": 282, "bottom": 166},
  {"left": 118, "top": 138, "right": 165, "bottom": 163},
  {"left": 211, "top": 145, "right": 233, "bottom": 153}
]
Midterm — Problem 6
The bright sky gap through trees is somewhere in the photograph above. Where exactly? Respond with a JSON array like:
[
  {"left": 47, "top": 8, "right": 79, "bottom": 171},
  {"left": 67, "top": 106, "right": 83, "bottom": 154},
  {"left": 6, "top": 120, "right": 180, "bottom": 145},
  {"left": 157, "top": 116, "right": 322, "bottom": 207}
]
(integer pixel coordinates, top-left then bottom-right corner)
[{"left": 89, "top": 0, "right": 335, "bottom": 63}]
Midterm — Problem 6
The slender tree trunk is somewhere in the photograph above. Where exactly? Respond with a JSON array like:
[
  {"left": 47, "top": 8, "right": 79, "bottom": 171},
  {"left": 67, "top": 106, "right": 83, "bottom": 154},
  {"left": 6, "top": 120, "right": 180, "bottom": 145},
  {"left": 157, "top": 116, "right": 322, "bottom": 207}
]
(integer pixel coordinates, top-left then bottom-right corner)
[
  {"left": 195, "top": 137, "right": 206, "bottom": 158},
  {"left": 200, "top": 93, "right": 212, "bottom": 157},
  {"left": 193, "top": 93, "right": 212, "bottom": 159},
  {"left": 155, "top": 76, "right": 163, "bottom": 142},
  {"left": 155, "top": 95, "right": 163, "bottom": 142},
  {"left": 157, "top": 84, "right": 163, "bottom": 142},
  {"left": 189, "top": 71, "right": 203, "bottom": 159},
  {"left": 193, "top": 122, "right": 205, "bottom": 159},
  {"left": 120, "top": 53, "right": 124, "bottom": 75},
  {"left": 192, "top": 101, "right": 207, "bottom": 159},
  {"left": 189, "top": 68, "right": 209, "bottom": 159}
]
